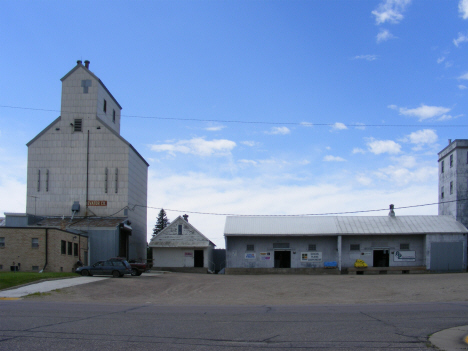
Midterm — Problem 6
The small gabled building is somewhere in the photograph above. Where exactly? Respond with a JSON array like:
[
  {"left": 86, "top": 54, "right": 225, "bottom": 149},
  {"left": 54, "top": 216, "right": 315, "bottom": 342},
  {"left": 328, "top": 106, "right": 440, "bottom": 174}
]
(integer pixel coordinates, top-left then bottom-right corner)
[{"left": 149, "top": 216, "right": 215, "bottom": 272}]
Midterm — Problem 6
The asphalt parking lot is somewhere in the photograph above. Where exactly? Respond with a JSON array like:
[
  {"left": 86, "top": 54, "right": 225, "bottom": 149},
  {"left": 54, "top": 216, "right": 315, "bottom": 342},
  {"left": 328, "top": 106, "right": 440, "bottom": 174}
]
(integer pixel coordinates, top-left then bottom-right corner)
[{"left": 21, "top": 271, "right": 468, "bottom": 305}]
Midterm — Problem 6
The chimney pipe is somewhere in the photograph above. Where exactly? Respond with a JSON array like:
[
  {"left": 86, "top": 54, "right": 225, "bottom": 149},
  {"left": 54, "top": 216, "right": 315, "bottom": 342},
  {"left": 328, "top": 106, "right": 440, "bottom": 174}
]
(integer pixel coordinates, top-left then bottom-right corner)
[
  {"left": 389, "top": 204, "right": 395, "bottom": 217},
  {"left": 183, "top": 214, "right": 189, "bottom": 222},
  {"left": 448, "top": 139, "right": 452, "bottom": 145},
  {"left": 77, "top": 60, "right": 82, "bottom": 65},
  {"left": 84, "top": 60, "right": 90, "bottom": 69}
]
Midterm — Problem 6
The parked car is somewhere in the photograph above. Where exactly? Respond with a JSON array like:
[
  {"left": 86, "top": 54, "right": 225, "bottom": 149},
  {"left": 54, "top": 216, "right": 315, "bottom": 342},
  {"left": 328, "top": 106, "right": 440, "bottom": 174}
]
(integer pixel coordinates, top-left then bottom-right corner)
[
  {"left": 76, "top": 259, "right": 132, "bottom": 278},
  {"left": 109, "top": 257, "right": 148, "bottom": 276}
]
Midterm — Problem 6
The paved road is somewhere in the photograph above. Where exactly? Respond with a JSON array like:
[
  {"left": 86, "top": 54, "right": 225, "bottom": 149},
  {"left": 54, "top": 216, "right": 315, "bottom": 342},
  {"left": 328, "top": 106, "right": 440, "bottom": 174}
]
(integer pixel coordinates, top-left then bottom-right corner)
[{"left": 1, "top": 300, "right": 468, "bottom": 350}]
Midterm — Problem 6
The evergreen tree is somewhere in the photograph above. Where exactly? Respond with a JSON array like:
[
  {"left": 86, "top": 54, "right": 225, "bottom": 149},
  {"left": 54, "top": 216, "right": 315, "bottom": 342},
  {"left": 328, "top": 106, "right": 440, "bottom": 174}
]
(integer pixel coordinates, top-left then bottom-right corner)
[{"left": 152, "top": 209, "right": 170, "bottom": 237}]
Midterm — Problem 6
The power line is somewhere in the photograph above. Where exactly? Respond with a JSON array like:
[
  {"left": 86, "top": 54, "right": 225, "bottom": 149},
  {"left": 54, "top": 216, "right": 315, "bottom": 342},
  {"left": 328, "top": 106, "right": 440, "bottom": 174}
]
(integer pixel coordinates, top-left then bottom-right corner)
[
  {"left": 1, "top": 104, "right": 467, "bottom": 128},
  {"left": 135, "top": 198, "right": 462, "bottom": 217}
]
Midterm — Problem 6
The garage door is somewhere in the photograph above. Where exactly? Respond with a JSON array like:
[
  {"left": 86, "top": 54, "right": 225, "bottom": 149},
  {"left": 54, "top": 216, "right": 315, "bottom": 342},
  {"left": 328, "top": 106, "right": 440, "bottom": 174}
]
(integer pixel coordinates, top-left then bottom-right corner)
[{"left": 430, "top": 242, "right": 464, "bottom": 272}]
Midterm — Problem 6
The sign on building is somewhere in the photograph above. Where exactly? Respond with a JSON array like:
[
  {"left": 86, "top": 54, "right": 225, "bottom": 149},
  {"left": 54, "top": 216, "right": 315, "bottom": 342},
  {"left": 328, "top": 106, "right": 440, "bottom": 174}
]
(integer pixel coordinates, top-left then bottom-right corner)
[
  {"left": 394, "top": 250, "right": 415, "bottom": 262},
  {"left": 301, "top": 252, "right": 322, "bottom": 262}
]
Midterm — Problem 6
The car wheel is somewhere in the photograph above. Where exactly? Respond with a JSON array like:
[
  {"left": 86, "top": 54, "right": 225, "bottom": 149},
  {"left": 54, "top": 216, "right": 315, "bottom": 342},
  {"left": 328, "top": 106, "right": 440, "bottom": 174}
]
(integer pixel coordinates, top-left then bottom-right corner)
[
  {"left": 112, "top": 270, "right": 120, "bottom": 278},
  {"left": 81, "top": 270, "right": 90, "bottom": 276},
  {"left": 131, "top": 268, "right": 138, "bottom": 276}
]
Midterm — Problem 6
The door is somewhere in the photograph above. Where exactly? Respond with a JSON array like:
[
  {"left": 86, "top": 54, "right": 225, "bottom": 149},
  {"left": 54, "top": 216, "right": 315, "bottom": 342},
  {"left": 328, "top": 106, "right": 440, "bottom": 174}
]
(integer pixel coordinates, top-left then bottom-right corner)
[
  {"left": 194, "top": 250, "right": 204, "bottom": 268},
  {"left": 373, "top": 250, "right": 389, "bottom": 267},
  {"left": 430, "top": 242, "right": 463, "bottom": 272},
  {"left": 274, "top": 251, "right": 291, "bottom": 268}
]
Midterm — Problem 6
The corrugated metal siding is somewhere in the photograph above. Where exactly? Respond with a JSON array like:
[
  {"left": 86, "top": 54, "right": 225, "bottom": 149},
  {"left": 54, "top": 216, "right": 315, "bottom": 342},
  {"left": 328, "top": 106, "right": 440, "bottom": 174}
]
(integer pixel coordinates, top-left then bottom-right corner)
[{"left": 224, "top": 215, "right": 468, "bottom": 236}]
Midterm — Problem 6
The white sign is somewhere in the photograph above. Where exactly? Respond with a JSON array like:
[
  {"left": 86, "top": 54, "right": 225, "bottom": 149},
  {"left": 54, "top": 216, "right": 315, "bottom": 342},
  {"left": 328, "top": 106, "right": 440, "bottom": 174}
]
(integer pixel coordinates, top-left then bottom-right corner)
[
  {"left": 260, "top": 252, "right": 271, "bottom": 260},
  {"left": 301, "top": 252, "right": 322, "bottom": 262},
  {"left": 245, "top": 253, "right": 256, "bottom": 259},
  {"left": 394, "top": 250, "right": 415, "bottom": 262}
]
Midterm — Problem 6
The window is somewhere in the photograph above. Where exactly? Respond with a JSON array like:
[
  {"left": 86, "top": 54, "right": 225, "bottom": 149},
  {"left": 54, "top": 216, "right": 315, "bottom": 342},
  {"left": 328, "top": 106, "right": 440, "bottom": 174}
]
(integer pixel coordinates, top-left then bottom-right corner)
[
  {"left": 450, "top": 181, "right": 453, "bottom": 195},
  {"left": 81, "top": 79, "right": 91, "bottom": 93},
  {"left": 273, "top": 243, "right": 289, "bottom": 249},
  {"left": 74, "top": 119, "right": 82, "bottom": 132},
  {"left": 74, "top": 243, "right": 78, "bottom": 257},
  {"left": 32, "top": 238, "right": 39, "bottom": 248},
  {"left": 308, "top": 244, "right": 316, "bottom": 251},
  {"left": 246, "top": 244, "right": 255, "bottom": 251},
  {"left": 37, "top": 170, "right": 41, "bottom": 192},
  {"left": 105, "top": 168, "right": 108, "bottom": 193},
  {"left": 115, "top": 168, "right": 118, "bottom": 193},
  {"left": 441, "top": 160, "right": 444, "bottom": 173},
  {"left": 350, "top": 244, "right": 360, "bottom": 251},
  {"left": 67, "top": 241, "right": 72, "bottom": 255},
  {"left": 450, "top": 154, "right": 453, "bottom": 167},
  {"left": 441, "top": 186, "right": 444, "bottom": 199},
  {"left": 0, "top": 237, "right": 4, "bottom": 247},
  {"left": 0, "top": 265, "right": 3, "bottom": 270},
  {"left": 32, "top": 266, "right": 39, "bottom": 271},
  {"left": 400, "top": 243, "right": 410, "bottom": 250},
  {"left": 61, "top": 240, "right": 66, "bottom": 254},
  {"left": 103, "top": 99, "right": 107, "bottom": 113},
  {"left": 46, "top": 169, "right": 49, "bottom": 192},
  {"left": 113, "top": 110, "right": 116, "bottom": 123},
  {"left": 178, "top": 224, "right": 182, "bottom": 235}
]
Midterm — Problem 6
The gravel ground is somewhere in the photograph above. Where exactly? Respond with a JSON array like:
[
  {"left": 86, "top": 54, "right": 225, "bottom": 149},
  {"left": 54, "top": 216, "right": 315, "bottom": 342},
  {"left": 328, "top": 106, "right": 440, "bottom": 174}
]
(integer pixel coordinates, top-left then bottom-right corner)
[{"left": 25, "top": 272, "right": 468, "bottom": 305}]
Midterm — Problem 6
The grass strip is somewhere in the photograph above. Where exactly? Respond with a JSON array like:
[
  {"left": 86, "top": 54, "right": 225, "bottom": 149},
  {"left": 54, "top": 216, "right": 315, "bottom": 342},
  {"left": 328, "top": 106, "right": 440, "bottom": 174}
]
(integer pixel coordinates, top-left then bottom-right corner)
[{"left": 0, "top": 272, "right": 77, "bottom": 290}]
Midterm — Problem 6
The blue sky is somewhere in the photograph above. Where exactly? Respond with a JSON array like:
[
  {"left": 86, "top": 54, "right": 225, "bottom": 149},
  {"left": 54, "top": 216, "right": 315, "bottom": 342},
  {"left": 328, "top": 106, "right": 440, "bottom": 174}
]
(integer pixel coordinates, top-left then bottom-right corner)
[{"left": 1, "top": 0, "right": 468, "bottom": 247}]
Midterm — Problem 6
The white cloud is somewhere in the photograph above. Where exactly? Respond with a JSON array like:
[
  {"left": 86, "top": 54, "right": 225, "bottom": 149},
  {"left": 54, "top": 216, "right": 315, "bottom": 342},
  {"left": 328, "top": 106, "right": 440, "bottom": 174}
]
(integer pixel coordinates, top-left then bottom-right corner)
[
  {"left": 453, "top": 32, "right": 468, "bottom": 47},
  {"left": 352, "top": 148, "right": 366, "bottom": 154},
  {"left": 437, "top": 57, "right": 445, "bottom": 64},
  {"left": 240, "top": 141, "right": 258, "bottom": 147},
  {"left": 354, "top": 123, "right": 366, "bottom": 130},
  {"left": 459, "top": 84, "right": 467, "bottom": 90},
  {"left": 459, "top": 72, "right": 468, "bottom": 80},
  {"left": 150, "top": 137, "right": 236, "bottom": 157},
  {"left": 356, "top": 175, "right": 373, "bottom": 186},
  {"left": 374, "top": 165, "right": 437, "bottom": 185},
  {"left": 372, "top": 0, "right": 411, "bottom": 24},
  {"left": 300, "top": 122, "right": 314, "bottom": 127},
  {"left": 323, "top": 155, "right": 346, "bottom": 162},
  {"left": 331, "top": 122, "right": 348, "bottom": 131},
  {"left": 392, "top": 104, "right": 451, "bottom": 121},
  {"left": 238, "top": 159, "right": 257, "bottom": 166},
  {"left": 367, "top": 138, "right": 402, "bottom": 155},
  {"left": 459, "top": 0, "right": 468, "bottom": 19},
  {"left": 205, "top": 125, "right": 226, "bottom": 132},
  {"left": 353, "top": 55, "right": 377, "bottom": 61},
  {"left": 377, "top": 29, "right": 396, "bottom": 43},
  {"left": 391, "top": 155, "right": 416, "bottom": 168},
  {"left": 265, "top": 126, "right": 291, "bottom": 135},
  {"left": 406, "top": 129, "right": 438, "bottom": 146}
]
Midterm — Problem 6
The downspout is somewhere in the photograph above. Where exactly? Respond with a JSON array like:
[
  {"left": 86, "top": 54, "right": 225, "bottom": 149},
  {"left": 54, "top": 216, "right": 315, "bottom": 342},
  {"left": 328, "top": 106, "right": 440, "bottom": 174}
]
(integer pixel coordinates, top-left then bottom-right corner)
[
  {"left": 42, "top": 228, "right": 48, "bottom": 272},
  {"left": 86, "top": 130, "right": 90, "bottom": 216}
]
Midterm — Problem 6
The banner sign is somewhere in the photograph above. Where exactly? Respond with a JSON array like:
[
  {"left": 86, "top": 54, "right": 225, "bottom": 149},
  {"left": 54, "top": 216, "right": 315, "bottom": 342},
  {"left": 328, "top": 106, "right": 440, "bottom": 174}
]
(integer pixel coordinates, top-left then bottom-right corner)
[
  {"left": 87, "top": 200, "right": 107, "bottom": 206},
  {"left": 245, "top": 253, "right": 256, "bottom": 259},
  {"left": 260, "top": 252, "right": 271, "bottom": 260},
  {"left": 301, "top": 252, "right": 322, "bottom": 262},
  {"left": 394, "top": 250, "right": 415, "bottom": 262}
]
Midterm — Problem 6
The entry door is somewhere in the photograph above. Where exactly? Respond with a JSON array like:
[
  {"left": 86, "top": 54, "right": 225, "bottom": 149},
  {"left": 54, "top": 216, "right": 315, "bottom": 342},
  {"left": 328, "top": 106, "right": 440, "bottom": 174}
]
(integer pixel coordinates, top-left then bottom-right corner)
[
  {"left": 274, "top": 251, "right": 291, "bottom": 268},
  {"left": 194, "top": 250, "right": 204, "bottom": 268},
  {"left": 373, "top": 250, "right": 389, "bottom": 267}
]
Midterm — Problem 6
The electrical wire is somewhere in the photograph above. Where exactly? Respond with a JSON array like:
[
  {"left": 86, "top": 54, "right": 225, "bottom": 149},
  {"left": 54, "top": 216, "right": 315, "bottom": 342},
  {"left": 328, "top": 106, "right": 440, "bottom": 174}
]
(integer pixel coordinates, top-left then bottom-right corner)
[
  {"left": 1, "top": 104, "right": 467, "bottom": 128},
  {"left": 135, "top": 198, "right": 464, "bottom": 217}
]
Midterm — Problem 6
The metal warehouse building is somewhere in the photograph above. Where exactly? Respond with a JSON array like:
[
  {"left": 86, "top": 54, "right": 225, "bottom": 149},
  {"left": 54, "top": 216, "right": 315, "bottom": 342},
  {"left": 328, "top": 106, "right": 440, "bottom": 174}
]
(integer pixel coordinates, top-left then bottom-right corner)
[{"left": 224, "top": 212, "right": 468, "bottom": 274}]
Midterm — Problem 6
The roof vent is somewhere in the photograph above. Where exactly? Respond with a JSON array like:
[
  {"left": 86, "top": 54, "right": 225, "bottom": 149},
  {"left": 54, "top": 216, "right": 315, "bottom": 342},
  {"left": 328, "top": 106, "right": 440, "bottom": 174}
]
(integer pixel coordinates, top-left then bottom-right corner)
[
  {"left": 183, "top": 214, "right": 189, "bottom": 222},
  {"left": 84, "top": 60, "right": 90, "bottom": 69},
  {"left": 77, "top": 60, "right": 82, "bottom": 65},
  {"left": 388, "top": 204, "right": 395, "bottom": 217},
  {"left": 448, "top": 139, "right": 452, "bottom": 145}
]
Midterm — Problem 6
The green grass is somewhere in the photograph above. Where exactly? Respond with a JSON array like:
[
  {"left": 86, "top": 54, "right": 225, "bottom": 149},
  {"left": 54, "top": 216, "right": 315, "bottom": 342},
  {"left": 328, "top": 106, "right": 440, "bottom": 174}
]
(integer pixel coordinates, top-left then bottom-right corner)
[{"left": 0, "top": 272, "right": 77, "bottom": 290}]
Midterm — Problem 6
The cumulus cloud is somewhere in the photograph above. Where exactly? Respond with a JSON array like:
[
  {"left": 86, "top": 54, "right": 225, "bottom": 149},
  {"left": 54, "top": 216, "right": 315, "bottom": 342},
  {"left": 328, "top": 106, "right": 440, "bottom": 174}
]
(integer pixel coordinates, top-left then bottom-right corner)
[
  {"left": 265, "top": 126, "right": 291, "bottom": 135},
  {"left": 389, "top": 104, "right": 452, "bottom": 121},
  {"left": 453, "top": 32, "right": 468, "bottom": 47},
  {"left": 372, "top": 0, "right": 411, "bottom": 24},
  {"left": 405, "top": 129, "right": 438, "bottom": 146},
  {"left": 353, "top": 55, "right": 378, "bottom": 61},
  {"left": 437, "top": 57, "right": 446, "bottom": 64},
  {"left": 354, "top": 123, "right": 366, "bottom": 130},
  {"left": 323, "top": 155, "right": 346, "bottom": 162},
  {"left": 377, "top": 29, "right": 396, "bottom": 43},
  {"left": 300, "top": 122, "right": 314, "bottom": 127},
  {"left": 460, "top": 0, "right": 468, "bottom": 19},
  {"left": 352, "top": 148, "right": 366, "bottom": 154},
  {"left": 150, "top": 137, "right": 236, "bottom": 157},
  {"left": 367, "top": 138, "right": 402, "bottom": 155},
  {"left": 331, "top": 122, "right": 348, "bottom": 131},
  {"left": 240, "top": 141, "right": 258, "bottom": 147},
  {"left": 459, "top": 72, "right": 468, "bottom": 80},
  {"left": 459, "top": 84, "right": 467, "bottom": 90},
  {"left": 205, "top": 125, "right": 225, "bottom": 131},
  {"left": 374, "top": 165, "right": 437, "bottom": 185}
]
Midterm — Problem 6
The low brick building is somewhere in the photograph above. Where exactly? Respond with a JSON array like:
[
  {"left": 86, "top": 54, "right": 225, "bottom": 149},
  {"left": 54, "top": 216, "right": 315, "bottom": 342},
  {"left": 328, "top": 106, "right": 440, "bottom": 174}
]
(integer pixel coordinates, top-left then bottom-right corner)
[{"left": 0, "top": 227, "right": 88, "bottom": 273}]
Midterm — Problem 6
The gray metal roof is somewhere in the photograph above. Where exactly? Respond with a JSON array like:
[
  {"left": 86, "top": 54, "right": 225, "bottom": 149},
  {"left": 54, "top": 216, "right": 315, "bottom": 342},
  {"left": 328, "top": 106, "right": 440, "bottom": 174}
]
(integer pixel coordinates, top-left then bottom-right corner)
[{"left": 224, "top": 215, "right": 468, "bottom": 236}]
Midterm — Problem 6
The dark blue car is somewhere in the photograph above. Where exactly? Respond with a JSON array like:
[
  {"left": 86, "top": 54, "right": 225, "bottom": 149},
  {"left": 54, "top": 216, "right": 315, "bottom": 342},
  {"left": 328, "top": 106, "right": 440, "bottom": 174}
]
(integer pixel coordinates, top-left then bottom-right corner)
[{"left": 76, "top": 259, "right": 132, "bottom": 278}]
